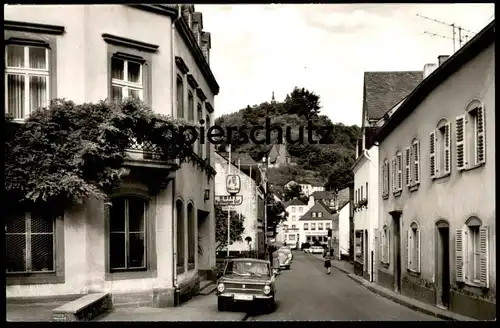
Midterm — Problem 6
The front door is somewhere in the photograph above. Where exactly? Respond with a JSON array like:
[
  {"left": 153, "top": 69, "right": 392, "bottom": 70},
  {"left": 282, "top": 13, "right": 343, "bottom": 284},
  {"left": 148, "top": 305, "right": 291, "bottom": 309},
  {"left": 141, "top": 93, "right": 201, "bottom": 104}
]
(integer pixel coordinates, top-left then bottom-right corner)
[
  {"left": 392, "top": 212, "right": 402, "bottom": 293},
  {"left": 436, "top": 224, "right": 450, "bottom": 308}
]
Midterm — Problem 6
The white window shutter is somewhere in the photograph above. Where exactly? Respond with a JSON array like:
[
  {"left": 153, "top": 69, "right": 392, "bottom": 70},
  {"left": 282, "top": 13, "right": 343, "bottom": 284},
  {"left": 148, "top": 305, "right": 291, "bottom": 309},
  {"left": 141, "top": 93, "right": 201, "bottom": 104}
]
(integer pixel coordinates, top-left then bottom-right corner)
[
  {"left": 413, "top": 141, "right": 420, "bottom": 184},
  {"left": 406, "top": 228, "right": 411, "bottom": 270},
  {"left": 385, "top": 162, "right": 389, "bottom": 196},
  {"left": 475, "top": 106, "right": 486, "bottom": 165},
  {"left": 381, "top": 163, "right": 386, "bottom": 196},
  {"left": 405, "top": 147, "right": 411, "bottom": 187},
  {"left": 416, "top": 228, "right": 421, "bottom": 273},
  {"left": 456, "top": 115, "right": 467, "bottom": 171},
  {"left": 455, "top": 228, "right": 465, "bottom": 282},
  {"left": 397, "top": 153, "right": 403, "bottom": 191},
  {"left": 444, "top": 122, "right": 451, "bottom": 175},
  {"left": 429, "top": 130, "right": 436, "bottom": 179},
  {"left": 392, "top": 158, "right": 397, "bottom": 193},
  {"left": 386, "top": 232, "right": 390, "bottom": 264},
  {"left": 479, "top": 225, "right": 489, "bottom": 288}
]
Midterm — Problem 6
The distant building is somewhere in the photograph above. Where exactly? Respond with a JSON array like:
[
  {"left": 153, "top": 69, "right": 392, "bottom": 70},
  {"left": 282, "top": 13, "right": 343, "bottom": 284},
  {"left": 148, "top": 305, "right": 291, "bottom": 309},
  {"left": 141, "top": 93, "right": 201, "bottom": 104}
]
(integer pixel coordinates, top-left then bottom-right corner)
[
  {"left": 278, "top": 198, "right": 310, "bottom": 248},
  {"left": 285, "top": 180, "right": 325, "bottom": 197},
  {"left": 299, "top": 201, "right": 334, "bottom": 246},
  {"left": 308, "top": 191, "right": 336, "bottom": 210},
  {"left": 338, "top": 201, "right": 351, "bottom": 260},
  {"left": 266, "top": 144, "right": 295, "bottom": 168}
]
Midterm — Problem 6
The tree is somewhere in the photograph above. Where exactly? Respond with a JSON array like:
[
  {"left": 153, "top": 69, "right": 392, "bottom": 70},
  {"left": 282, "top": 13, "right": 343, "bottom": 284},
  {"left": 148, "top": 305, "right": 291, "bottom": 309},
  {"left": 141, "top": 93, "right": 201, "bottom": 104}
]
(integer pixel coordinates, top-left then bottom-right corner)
[
  {"left": 284, "top": 87, "right": 321, "bottom": 120},
  {"left": 283, "top": 183, "right": 308, "bottom": 204},
  {"left": 215, "top": 205, "right": 245, "bottom": 251},
  {"left": 265, "top": 189, "right": 287, "bottom": 236},
  {"left": 5, "top": 98, "right": 204, "bottom": 210}
]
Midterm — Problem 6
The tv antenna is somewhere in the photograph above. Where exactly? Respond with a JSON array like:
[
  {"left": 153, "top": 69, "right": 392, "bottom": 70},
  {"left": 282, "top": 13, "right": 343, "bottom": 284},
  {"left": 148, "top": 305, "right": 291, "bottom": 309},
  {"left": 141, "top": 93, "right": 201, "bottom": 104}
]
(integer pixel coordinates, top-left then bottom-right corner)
[{"left": 417, "top": 13, "right": 476, "bottom": 52}]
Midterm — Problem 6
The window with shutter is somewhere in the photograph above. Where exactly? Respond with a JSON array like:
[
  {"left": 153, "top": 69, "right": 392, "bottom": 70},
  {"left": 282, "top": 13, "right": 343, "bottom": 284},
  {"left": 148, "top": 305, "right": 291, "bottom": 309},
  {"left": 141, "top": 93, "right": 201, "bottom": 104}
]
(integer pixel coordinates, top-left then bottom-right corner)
[
  {"left": 455, "top": 229, "right": 465, "bottom": 282},
  {"left": 386, "top": 230, "right": 390, "bottom": 265},
  {"left": 479, "top": 225, "right": 489, "bottom": 288},
  {"left": 397, "top": 152, "right": 403, "bottom": 191},
  {"left": 406, "top": 228, "right": 411, "bottom": 270},
  {"left": 392, "top": 157, "right": 397, "bottom": 193},
  {"left": 405, "top": 147, "right": 411, "bottom": 187},
  {"left": 475, "top": 106, "right": 486, "bottom": 165},
  {"left": 413, "top": 140, "right": 420, "bottom": 184},
  {"left": 444, "top": 122, "right": 451, "bottom": 175},
  {"left": 416, "top": 227, "right": 421, "bottom": 272},
  {"left": 456, "top": 115, "right": 467, "bottom": 170},
  {"left": 380, "top": 229, "right": 384, "bottom": 263},
  {"left": 429, "top": 131, "right": 436, "bottom": 179}
]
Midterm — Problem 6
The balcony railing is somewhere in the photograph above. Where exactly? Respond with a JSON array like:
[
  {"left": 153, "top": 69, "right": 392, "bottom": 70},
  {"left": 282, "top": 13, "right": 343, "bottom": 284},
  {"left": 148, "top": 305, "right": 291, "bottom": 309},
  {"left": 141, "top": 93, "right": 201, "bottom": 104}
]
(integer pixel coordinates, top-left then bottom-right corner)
[{"left": 126, "top": 137, "right": 172, "bottom": 162}]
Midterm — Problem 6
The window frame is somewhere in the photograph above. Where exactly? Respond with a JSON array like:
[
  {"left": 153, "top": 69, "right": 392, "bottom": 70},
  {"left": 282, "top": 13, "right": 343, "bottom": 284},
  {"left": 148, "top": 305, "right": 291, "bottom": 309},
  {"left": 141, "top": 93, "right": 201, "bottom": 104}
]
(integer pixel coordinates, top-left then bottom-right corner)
[
  {"left": 382, "top": 159, "right": 389, "bottom": 199},
  {"left": 5, "top": 31, "right": 58, "bottom": 122},
  {"left": 311, "top": 223, "right": 316, "bottom": 230},
  {"left": 303, "top": 223, "right": 309, "bottom": 230},
  {"left": 110, "top": 56, "right": 144, "bottom": 101},
  {"left": 410, "top": 139, "right": 420, "bottom": 190},
  {"left": 459, "top": 99, "right": 486, "bottom": 171},
  {"left": 176, "top": 73, "right": 185, "bottom": 119},
  {"left": 6, "top": 208, "right": 65, "bottom": 286},
  {"left": 104, "top": 190, "right": 157, "bottom": 281},
  {"left": 406, "top": 222, "right": 421, "bottom": 273},
  {"left": 381, "top": 225, "right": 390, "bottom": 265},
  {"left": 106, "top": 45, "right": 152, "bottom": 108}
]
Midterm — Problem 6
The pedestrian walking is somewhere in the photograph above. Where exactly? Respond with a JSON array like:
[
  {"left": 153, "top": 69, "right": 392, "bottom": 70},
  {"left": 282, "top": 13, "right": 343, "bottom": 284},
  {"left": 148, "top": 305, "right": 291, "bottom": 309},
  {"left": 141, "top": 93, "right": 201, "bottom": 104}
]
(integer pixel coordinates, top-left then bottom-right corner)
[{"left": 323, "top": 248, "right": 332, "bottom": 274}]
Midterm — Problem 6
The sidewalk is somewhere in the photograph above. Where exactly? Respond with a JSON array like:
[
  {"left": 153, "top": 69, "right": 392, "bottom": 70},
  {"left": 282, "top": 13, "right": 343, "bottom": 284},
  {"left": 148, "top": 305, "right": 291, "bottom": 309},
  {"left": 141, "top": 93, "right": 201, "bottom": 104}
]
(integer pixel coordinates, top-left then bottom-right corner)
[
  {"left": 308, "top": 253, "right": 476, "bottom": 321},
  {"left": 96, "top": 294, "right": 245, "bottom": 321}
]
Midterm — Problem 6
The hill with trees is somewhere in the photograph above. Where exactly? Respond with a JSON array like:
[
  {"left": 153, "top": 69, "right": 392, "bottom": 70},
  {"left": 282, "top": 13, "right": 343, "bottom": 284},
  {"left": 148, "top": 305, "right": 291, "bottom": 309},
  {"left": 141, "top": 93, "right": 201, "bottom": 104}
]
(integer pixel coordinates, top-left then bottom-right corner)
[{"left": 215, "top": 87, "right": 361, "bottom": 192}]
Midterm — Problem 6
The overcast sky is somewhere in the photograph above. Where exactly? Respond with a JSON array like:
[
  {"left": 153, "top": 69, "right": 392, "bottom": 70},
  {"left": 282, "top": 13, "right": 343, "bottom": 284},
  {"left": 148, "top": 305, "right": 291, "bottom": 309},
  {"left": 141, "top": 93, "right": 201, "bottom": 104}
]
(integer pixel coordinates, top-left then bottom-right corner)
[{"left": 197, "top": 3, "right": 494, "bottom": 126}]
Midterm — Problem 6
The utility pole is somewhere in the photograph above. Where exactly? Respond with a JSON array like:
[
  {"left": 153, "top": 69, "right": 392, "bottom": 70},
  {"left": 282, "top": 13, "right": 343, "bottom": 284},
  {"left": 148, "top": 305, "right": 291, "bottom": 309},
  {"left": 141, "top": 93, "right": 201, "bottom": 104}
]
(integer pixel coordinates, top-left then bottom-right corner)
[
  {"left": 417, "top": 13, "right": 477, "bottom": 53},
  {"left": 227, "top": 144, "right": 231, "bottom": 257}
]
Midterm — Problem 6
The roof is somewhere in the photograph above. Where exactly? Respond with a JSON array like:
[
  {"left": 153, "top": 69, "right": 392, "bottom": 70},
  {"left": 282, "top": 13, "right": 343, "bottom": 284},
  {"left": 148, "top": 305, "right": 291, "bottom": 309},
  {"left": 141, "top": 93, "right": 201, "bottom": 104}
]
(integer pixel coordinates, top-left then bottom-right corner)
[
  {"left": 284, "top": 198, "right": 306, "bottom": 207},
  {"left": 310, "top": 190, "right": 335, "bottom": 200},
  {"left": 362, "top": 71, "right": 423, "bottom": 121},
  {"left": 218, "top": 152, "right": 258, "bottom": 167},
  {"left": 337, "top": 187, "right": 350, "bottom": 209},
  {"left": 299, "top": 201, "right": 333, "bottom": 221},
  {"left": 375, "top": 20, "right": 495, "bottom": 143},
  {"left": 268, "top": 144, "right": 290, "bottom": 163}
]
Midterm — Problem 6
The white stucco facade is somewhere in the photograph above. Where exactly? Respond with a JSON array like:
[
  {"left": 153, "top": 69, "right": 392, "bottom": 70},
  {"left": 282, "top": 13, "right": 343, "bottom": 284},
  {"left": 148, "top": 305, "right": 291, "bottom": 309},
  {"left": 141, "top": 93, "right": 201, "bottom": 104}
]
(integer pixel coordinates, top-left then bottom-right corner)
[{"left": 338, "top": 202, "right": 351, "bottom": 256}]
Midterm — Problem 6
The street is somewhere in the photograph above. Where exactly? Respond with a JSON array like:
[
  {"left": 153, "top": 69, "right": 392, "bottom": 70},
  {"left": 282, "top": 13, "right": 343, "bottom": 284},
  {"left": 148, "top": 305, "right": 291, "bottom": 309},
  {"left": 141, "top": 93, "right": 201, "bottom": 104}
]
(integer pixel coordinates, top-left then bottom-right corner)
[
  {"left": 96, "top": 251, "right": 441, "bottom": 321},
  {"left": 243, "top": 252, "right": 440, "bottom": 321}
]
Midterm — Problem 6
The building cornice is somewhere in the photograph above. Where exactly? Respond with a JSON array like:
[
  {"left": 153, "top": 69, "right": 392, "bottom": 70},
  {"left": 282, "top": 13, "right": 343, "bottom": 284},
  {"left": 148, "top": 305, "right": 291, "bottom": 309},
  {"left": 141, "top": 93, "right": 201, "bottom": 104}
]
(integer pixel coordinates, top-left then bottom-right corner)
[
  {"left": 205, "top": 102, "right": 214, "bottom": 113},
  {"left": 352, "top": 153, "right": 368, "bottom": 172},
  {"left": 102, "top": 33, "right": 159, "bottom": 53},
  {"left": 196, "top": 87, "right": 207, "bottom": 102},
  {"left": 175, "top": 56, "right": 190, "bottom": 74},
  {"left": 187, "top": 74, "right": 199, "bottom": 89},
  {"left": 4, "top": 20, "right": 65, "bottom": 35},
  {"left": 126, "top": 4, "right": 220, "bottom": 96}
]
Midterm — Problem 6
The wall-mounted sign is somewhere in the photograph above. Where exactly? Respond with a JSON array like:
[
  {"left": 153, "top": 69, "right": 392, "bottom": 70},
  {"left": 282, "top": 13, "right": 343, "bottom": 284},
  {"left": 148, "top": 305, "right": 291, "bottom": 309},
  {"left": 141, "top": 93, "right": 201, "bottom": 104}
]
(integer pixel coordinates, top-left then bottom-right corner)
[
  {"left": 215, "top": 195, "right": 243, "bottom": 206},
  {"left": 226, "top": 175, "right": 241, "bottom": 194}
]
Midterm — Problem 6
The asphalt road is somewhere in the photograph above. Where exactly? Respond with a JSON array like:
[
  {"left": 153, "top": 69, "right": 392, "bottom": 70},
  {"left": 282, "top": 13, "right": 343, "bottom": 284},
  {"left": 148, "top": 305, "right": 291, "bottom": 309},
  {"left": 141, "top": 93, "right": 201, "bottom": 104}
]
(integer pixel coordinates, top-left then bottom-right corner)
[{"left": 243, "top": 252, "right": 440, "bottom": 321}]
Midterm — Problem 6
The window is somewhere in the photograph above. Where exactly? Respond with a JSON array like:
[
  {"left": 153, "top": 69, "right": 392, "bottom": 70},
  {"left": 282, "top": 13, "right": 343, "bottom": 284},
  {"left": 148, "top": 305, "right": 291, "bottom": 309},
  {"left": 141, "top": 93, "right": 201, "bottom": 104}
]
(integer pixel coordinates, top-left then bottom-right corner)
[
  {"left": 176, "top": 200, "right": 185, "bottom": 273},
  {"left": 5, "top": 44, "right": 50, "bottom": 119},
  {"left": 111, "top": 57, "right": 143, "bottom": 102},
  {"left": 291, "top": 215, "right": 296, "bottom": 221},
  {"left": 187, "top": 204, "right": 195, "bottom": 270},
  {"left": 176, "top": 75, "right": 184, "bottom": 118},
  {"left": 304, "top": 223, "right": 309, "bottom": 230},
  {"left": 392, "top": 151, "right": 402, "bottom": 193},
  {"left": 366, "top": 182, "right": 368, "bottom": 201},
  {"left": 289, "top": 235, "right": 295, "bottom": 241},
  {"left": 188, "top": 91, "right": 194, "bottom": 121},
  {"left": 382, "top": 159, "right": 389, "bottom": 198},
  {"left": 457, "top": 100, "right": 486, "bottom": 171},
  {"left": 311, "top": 223, "right": 316, "bottom": 230},
  {"left": 6, "top": 207, "right": 57, "bottom": 274},
  {"left": 197, "top": 103, "right": 203, "bottom": 156},
  {"left": 406, "top": 222, "right": 420, "bottom": 272},
  {"left": 318, "top": 212, "right": 323, "bottom": 218},
  {"left": 456, "top": 218, "right": 489, "bottom": 287},
  {"left": 430, "top": 120, "right": 451, "bottom": 179},
  {"left": 299, "top": 207, "right": 303, "bottom": 213},
  {"left": 306, "top": 236, "right": 312, "bottom": 242},
  {"left": 408, "top": 139, "right": 421, "bottom": 188},
  {"left": 291, "top": 225, "right": 296, "bottom": 229},
  {"left": 380, "top": 225, "right": 390, "bottom": 264},
  {"left": 292, "top": 207, "right": 296, "bottom": 212},
  {"left": 312, "top": 212, "right": 316, "bottom": 218},
  {"left": 109, "top": 196, "right": 148, "bottom": 272},
  {"left": 326, "top": 222, "right": 331, "bottom": 230},
  {"left": 318, "top": 223, "right": 323, "bottom": 230},
  {"left": 361, "top": 186, "right": 363, "bottom": 200}
]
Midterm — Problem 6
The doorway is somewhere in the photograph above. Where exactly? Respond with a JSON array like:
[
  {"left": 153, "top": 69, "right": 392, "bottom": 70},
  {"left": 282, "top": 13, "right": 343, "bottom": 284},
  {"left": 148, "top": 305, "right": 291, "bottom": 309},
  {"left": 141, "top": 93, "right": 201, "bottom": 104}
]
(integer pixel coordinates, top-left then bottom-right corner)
[
  {"left": 391, "top": 211, "right": 402, "bottom": 293},
  {"left": 436, "top": 220, "right": 450, "bottom": 308}
]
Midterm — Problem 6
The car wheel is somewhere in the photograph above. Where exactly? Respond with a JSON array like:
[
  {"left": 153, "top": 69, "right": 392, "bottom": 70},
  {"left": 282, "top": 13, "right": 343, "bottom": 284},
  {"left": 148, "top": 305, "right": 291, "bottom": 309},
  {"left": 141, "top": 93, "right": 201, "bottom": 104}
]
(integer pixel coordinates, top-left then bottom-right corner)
[
  {"left": 267, "top": 298, "right": 276, "bottom": 313},
  {"left": 218, "top": 297, "right": 228, "bottom": 311},
  {"left": 286, "top": 265, "right": 291, "bottom": 270}
]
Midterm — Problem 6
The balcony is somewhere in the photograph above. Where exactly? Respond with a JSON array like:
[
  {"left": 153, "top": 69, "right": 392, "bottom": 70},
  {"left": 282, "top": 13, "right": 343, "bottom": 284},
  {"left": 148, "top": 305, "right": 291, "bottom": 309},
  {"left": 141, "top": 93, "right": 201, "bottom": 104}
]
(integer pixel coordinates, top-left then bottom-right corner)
[{"left": 125, "top": 137, "right": 179, "bottom": 169}]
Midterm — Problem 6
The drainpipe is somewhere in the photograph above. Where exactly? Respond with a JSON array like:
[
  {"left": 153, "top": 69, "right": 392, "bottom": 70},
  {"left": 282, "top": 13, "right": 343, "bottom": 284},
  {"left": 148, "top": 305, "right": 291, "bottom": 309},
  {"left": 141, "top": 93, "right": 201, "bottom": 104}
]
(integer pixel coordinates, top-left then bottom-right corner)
[{"left": 171, "top": 5, "right": 182, "bottom": 299}]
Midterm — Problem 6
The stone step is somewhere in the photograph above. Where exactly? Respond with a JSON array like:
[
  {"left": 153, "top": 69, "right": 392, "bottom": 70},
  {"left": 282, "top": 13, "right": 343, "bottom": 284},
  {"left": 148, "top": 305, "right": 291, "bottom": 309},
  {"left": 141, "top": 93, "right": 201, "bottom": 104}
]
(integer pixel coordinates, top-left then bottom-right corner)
[
  {"left": 199, "top": 280, "right": 213, "bottom": 292},
  {"left": 112, "top": 301, "right": 152, "bottom": 309},
  {"left": 198, "top": 283, "right": 217, "bottom": 296}
]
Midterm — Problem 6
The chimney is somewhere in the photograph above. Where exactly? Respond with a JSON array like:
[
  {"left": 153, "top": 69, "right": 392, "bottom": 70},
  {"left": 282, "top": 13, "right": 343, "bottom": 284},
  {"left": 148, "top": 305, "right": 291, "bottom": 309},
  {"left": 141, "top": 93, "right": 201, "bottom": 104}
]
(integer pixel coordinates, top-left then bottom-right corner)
[
  {"left": 438, "top": 55, "right": 450, "bottom": 66},
  {"left": 181, "top": 5, "right": 194, "bottom": 27},
  {"left": 192, "top": 12, "right": 203, "bottom": 46},
  {"left": 200, "top": 31, "right": 211, "bottom": 64},
  {"left": 423, "top": 63, "right": 438, "bottom": 79}
]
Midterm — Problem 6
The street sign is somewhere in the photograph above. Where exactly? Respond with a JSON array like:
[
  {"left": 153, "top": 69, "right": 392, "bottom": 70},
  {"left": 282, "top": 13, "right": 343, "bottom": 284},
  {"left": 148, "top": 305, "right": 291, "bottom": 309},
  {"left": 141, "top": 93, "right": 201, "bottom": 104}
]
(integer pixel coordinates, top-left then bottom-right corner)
[
  {"left": 226, "top": 175, "right": 241, "bottom": 194},
  {"left": 215, "top": 195, "right": 243, "bottom": 206}
]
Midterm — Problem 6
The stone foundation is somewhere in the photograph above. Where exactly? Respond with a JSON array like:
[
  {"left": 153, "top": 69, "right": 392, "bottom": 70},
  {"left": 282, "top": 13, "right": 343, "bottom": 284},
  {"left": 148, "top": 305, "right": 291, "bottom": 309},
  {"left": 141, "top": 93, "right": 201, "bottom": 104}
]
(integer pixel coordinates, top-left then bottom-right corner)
[
  {"left": 377, "top": 269, "right": 394, "bottom": 291},
  {"left": 450, "top": 291, "right": 496, "bottom": 320},
  {"left": 401, "top": 279, "right": 436, "bottom": 306}
]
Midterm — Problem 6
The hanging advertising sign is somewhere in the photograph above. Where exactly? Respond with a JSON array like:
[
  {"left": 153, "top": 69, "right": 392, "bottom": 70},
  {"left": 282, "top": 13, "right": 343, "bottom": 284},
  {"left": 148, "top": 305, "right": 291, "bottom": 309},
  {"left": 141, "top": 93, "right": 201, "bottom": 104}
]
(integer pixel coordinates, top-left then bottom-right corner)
[
  {"left": 226, "top": 175, "right": 241, "bottom": 194},
  {"left": 215, "top": 195, "right": 243, "bottom": 206}
]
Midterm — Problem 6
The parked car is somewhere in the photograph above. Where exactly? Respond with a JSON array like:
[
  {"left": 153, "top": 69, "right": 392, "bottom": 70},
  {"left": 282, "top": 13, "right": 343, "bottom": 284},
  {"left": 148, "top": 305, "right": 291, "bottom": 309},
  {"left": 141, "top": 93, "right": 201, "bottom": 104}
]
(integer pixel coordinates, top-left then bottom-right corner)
[
  {"left": 279, "top": 247, "right": 293, "bottom": 261},
  {"left": 276, "top": 248, "right": 292, "bottom": 270},
  {"left": 216, "top": 258, "right": 277, "bottom": 313},
  {"left": 305, "top": 246, "right": 324, "bottom": 254}
]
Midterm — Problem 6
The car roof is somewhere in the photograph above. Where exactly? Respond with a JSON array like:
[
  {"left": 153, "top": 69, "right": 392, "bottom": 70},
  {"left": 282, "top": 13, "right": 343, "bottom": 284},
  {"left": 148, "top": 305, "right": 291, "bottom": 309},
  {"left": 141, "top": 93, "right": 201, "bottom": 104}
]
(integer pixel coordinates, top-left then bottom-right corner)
[{"left": 229, "top": 258, "right": 270, "bottom": 264}]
